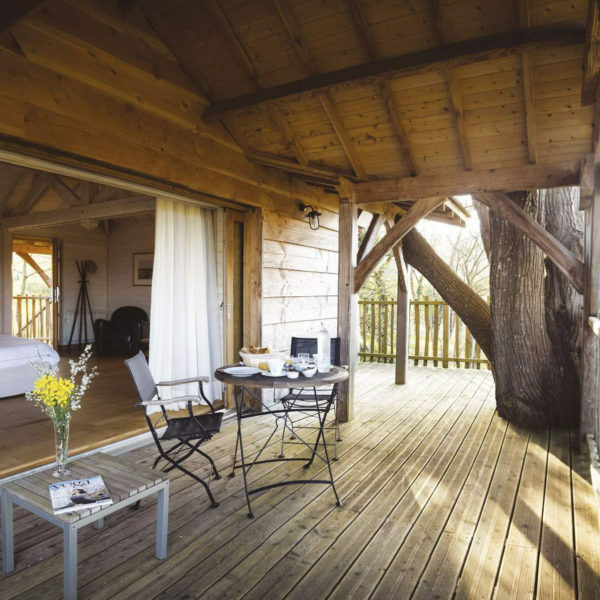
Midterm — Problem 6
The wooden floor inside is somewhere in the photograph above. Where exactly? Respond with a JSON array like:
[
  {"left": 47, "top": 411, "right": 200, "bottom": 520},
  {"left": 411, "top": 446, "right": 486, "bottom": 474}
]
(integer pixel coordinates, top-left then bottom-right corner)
[
  {"left": 1, "top": 364, "right": 599, "bottom": 599},
  {"left": 0, "top": 354, "right": 148, "bottom": 478}
]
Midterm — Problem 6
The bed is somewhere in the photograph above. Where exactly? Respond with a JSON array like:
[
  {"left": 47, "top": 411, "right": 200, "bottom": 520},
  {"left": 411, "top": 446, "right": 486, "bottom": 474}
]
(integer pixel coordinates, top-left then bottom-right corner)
[{"left": 0, "top": 335, "right": 60, "bottom": 398}]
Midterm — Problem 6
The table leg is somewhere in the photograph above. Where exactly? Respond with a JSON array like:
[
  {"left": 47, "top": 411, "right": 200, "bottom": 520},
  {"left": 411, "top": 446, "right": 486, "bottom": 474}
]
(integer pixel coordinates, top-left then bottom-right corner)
[
  {"left": 236, "top": 388, "right": 254, "bottom": 519},
  {"left": 1, "top": 489, "right": 14, "bottom": 573},
  {"left": 63, "top": 524, "right": 78, "bottom": 600},
  {"left": 156, "top": 483, "right": 169, "bottom": 559}
]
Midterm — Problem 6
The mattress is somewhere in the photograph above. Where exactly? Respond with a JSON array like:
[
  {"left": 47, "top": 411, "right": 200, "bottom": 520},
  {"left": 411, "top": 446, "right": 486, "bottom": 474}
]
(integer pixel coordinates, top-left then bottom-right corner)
[{"left": 0, "top": 335, "right": 61, "bottom": 398}]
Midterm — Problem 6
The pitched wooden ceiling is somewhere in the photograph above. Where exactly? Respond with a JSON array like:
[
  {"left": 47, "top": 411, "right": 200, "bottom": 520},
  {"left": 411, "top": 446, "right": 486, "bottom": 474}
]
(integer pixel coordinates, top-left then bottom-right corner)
[{"left": 140, "top": 0, "right": 593, "bottom": 188}]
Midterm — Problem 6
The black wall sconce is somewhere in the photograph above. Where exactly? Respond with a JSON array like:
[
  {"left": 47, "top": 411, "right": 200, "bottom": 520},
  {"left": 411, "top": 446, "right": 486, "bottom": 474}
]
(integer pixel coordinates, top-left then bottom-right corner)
[{"left": 299, "top": 202, "right": 322, "bottom": 230}]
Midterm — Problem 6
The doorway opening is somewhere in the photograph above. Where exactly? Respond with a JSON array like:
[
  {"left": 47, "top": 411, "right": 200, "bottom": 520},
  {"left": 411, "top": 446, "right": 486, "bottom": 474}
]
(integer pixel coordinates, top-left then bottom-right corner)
[{"left": 12, "top": 237, "right": 59, "bottom": 348}]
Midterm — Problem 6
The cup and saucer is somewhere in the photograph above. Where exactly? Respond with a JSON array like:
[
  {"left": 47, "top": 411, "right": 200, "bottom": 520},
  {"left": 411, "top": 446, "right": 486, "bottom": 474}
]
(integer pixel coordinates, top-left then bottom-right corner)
[{"left": 261, "top": 358, "right": 286, "bottom": 377}]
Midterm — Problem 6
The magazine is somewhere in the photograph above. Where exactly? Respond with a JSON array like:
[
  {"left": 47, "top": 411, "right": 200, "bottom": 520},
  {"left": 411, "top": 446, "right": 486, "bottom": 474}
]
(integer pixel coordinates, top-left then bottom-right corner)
[{"left": 49, "top": 475, "right": 113, "bottom": 514}]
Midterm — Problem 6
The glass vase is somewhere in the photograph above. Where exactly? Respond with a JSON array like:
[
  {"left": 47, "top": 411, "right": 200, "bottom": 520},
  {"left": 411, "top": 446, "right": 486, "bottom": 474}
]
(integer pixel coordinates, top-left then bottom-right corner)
[{"left": 53, "top": 418, "right": 71, "bottom": 478}]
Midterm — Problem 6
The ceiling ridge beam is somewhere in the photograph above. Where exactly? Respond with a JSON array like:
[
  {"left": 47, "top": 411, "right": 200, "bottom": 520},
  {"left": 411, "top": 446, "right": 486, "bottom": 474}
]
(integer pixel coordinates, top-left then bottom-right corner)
[
  {"left": 354, "top": 196, "right": 444, "bottom": 292},
  {"left": 203, "top": 22, "right": 584, "bottom": 120},
  {"left": 474, "top": 192, "right": 584, "bottom": 293}
]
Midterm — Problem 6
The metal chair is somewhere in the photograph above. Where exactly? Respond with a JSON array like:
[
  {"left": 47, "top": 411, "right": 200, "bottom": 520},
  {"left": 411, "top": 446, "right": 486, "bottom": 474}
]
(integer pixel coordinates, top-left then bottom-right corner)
[
  {"left": 124, "top": 351, "right": 223, "bottom": 508},
  {"left": 279, "top": 337, "right": 343, "bottom": 459}
]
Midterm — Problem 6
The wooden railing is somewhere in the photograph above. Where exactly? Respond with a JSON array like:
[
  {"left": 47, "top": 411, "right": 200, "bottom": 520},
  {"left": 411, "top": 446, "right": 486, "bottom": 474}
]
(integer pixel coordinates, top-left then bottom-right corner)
[
  {"left": 13, "top": 295, "right": 53, "bottom": 344},
  {"left": 359, "top": 297, "right": 491, "bottom": 369}
]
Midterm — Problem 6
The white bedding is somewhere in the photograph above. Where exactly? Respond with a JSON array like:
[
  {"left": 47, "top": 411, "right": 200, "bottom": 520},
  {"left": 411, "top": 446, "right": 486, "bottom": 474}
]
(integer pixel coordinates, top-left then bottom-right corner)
[{"left": 0, "top": 335, "right": 60, "bottom": 398}]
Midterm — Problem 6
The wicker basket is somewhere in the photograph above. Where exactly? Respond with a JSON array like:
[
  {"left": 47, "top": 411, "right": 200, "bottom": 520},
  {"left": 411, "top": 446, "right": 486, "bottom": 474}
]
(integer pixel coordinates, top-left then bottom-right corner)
[{"left": 239, "top": 349, "right": 289, "bottom": 369}]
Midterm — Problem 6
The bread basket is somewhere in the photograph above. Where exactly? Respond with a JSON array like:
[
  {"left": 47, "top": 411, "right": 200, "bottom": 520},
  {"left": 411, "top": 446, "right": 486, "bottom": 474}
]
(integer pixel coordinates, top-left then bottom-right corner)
[{"left": 239, "top": 349, "right": 289, "bottom": 369}]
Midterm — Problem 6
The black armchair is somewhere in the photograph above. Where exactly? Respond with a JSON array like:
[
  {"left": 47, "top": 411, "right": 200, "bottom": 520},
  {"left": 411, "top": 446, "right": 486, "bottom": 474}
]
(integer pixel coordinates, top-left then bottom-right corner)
[{"left": 94, "top": 306, "right": 148, "bottom": 356}]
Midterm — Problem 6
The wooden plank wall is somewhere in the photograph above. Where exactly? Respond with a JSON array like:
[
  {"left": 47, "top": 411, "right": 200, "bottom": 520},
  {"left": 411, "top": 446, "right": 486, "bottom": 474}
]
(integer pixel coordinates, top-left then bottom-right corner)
[{"left": 262, "top": 190, "right": 339, "bottom": 350}]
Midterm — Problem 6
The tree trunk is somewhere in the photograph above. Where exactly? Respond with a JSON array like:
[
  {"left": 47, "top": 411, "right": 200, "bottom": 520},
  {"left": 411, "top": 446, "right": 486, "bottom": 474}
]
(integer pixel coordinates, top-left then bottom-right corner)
[
  {"left": 541, "top": 188, "right": 583, "bottom": 425},
  {"left": 402, "top": 228, "right": 492, "bottom": 359},
  {"left": 476, "top": 191, "right": 582, "bottom": 427}
]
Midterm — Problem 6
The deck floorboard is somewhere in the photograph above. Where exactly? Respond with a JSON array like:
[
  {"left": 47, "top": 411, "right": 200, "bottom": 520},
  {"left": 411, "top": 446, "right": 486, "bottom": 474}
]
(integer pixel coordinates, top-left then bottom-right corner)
[{"left": 1, "top": 364, "right": 599, "bottom": 600}]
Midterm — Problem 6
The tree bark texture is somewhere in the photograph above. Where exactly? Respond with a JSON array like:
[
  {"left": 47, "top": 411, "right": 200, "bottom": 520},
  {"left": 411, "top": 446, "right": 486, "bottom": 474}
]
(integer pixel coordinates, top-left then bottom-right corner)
[
  {"left": 476, "top": 190, "right": 582, "bottom": 427},
  {"left": 402, "top": 228, "right": 493, "bottom": 360}
]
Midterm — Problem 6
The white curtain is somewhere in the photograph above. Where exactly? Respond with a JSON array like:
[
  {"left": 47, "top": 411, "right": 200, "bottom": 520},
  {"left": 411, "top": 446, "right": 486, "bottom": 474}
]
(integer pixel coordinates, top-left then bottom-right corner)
[{"left": 149, "top": 198, "right": 222, "bottom": 409}]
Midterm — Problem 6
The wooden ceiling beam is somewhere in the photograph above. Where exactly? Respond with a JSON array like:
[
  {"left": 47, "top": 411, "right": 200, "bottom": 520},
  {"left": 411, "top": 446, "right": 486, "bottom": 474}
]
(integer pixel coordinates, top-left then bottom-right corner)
[
  {"left": 354, "top": 196, "right": 444, "bottom": 292},
  {"left": 273, "top": 0, "right": 366, "bottom": 178},
  {"left": 0, "top": 0, "right": 46, "bottom": 34},
  {"left": 347, "top": 0, "right": 378, "bottom": 61},
  {"left": 352, "top": 161, "right": 580, "bottom": 203},
  {"left": 521, "top": 51, "right": 537, "bottom": 163},
  {"left": 203, "top": 23, "right": 584, "bottom": 120},
  {"left": 446, "top": 70, "right": 473, "bottom": 171},
  {"left": 1, "top": 196, "right": 155, "bottom": 230},
  {"left": 474, "top": 192, "right": 584, "bottom": 293},
  {"left": 582, "top": 0, "right": 600, "bottom": 106},
  {"left": 432, "top": 0, "right": 447, "bottom": 45}
]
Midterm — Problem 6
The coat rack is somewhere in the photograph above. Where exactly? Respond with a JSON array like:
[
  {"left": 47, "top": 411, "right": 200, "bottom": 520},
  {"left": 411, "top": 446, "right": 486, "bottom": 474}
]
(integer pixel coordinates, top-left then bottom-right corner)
[{"left": 67, "top": 260, "right": 96, "bottom": 351}]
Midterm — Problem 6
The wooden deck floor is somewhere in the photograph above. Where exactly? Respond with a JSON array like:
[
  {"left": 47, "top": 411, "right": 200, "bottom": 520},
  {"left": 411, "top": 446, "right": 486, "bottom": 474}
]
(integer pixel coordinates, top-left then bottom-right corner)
[{"left": 1, "top": 364, "right": 599, "bottom": 599}]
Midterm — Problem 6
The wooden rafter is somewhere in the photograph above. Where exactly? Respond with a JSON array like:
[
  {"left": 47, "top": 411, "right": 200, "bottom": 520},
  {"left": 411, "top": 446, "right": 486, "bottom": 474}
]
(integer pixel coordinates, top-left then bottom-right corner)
[
  {"left": 446, "top": 70, "right": 473, "bottom": 171},
  {"left": 582, "top": 0, "right": 600, "bottom": 106},
  {"left": 346, "top": 1, "right": 418, "bottom": 177},
  {"left": 357, "top": 213, "right": 385, "bottom": 263},
  {"left": 347, "top": 0, "right": 378, "bottom": 61},
  {"left": 203, "top": 23, "right": 584, "bottom": 120},
  {"left": 48, "top": 174, "right": 82, "bottom": 207},
  {"left": 0, "top": 0, "right": 46, "bottom": 34},
  {"left": 431, "top": 0, "right": 447, "bottom": 45},
  {"left": 521, "top": 51, "right": 537, "bottom": 164},
  {"left": 12, "top": 173, "right": 48, "bottom": 216},
  {"left": 15, "top": 250, "right": 51, "bottom": 287},
  {"left": 474, "top": 192, "right": 584, "bottom": 293},
  {"left": 351, "top": 162, "right": 580, "bottom": 203},
  {"left": 273, "top": 0, "right": 365, "bottom": 178},
  {"left": 267, "top": 105, "right": 309, "bottom": 166},
  {"left": 353, "top": 196, "right": 444, "bottom": 292},
  {"left": 202, "top": 0, "right": 258, "bottom": 84},
  {"left": 318, "top": 92, "right": 366, "bottom": 179},
  {"left": 516, "top": 0, "right": 530, "bottom": 29}
]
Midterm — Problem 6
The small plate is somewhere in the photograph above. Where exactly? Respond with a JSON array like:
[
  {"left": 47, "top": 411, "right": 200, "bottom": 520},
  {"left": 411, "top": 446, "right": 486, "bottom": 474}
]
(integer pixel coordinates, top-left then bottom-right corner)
[
  {"left": 223, "top": 366, "right": 260, "bottom": 377},
  {"left": 261, "top": 371, "right": 285, "bottom": 377}
]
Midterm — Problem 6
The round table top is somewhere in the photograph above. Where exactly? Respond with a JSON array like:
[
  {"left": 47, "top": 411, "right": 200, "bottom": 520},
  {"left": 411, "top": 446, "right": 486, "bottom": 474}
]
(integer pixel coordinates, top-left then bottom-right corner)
[{"left": 214, "top": 365, "right": 348, "bottom": 389}]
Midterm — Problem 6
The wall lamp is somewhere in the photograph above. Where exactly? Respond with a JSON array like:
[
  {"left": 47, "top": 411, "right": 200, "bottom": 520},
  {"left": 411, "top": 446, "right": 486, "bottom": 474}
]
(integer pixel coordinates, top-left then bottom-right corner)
[{"left": 299, "top": 202, "right": 322, "bottom": 230}]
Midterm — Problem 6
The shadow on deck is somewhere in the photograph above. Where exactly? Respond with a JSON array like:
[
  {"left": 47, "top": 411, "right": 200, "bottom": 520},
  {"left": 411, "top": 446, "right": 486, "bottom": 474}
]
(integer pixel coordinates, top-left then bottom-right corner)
[{"left": 1, "top": 363, "right": 599, "bottom": 599}]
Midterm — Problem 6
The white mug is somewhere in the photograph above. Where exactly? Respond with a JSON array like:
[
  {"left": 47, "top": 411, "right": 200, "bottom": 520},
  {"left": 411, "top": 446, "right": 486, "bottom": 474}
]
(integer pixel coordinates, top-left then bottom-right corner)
[{"left": 267, "top": 357, "right": 284, "bottom": 376}]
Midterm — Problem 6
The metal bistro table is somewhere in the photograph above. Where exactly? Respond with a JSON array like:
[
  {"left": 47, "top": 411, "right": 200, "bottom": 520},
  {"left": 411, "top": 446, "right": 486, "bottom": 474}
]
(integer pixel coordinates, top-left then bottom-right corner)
[{"left": 215, "top": 365, "right": 348, "bottom": 518}]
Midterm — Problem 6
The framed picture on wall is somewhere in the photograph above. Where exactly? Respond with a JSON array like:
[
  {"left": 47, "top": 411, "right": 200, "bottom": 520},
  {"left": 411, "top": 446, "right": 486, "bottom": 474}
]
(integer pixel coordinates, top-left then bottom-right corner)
[{"left": 133, "top": 252, "right": 154, "bottom": 286}]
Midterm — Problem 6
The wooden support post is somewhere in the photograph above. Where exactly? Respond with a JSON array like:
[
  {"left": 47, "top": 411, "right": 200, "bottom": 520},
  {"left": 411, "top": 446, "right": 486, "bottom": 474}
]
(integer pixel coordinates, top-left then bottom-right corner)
[
  {"left": 395, "top": 247, "right": 409, "bottom": 384},
  {"left": 0, "top": 229, "right": 12, "bottom": 335},
  {"left": 581, "top": 165, "right": 600, "bottom": 437},
  {"left": 337, "top": 183, "right": 358, "bottom": 422},
  {"left": 442, "top": 303, "right": 449, "bottom": 368}
]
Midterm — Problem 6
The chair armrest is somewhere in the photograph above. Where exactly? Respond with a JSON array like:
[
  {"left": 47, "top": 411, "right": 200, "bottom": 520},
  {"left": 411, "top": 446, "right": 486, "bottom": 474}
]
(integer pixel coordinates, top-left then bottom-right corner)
[
  {"left": 139, "top": 395, "right": 203, "bottom": 407},
  {"left": 157, "top": 376, "right": 210, "bottom": 386}
]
